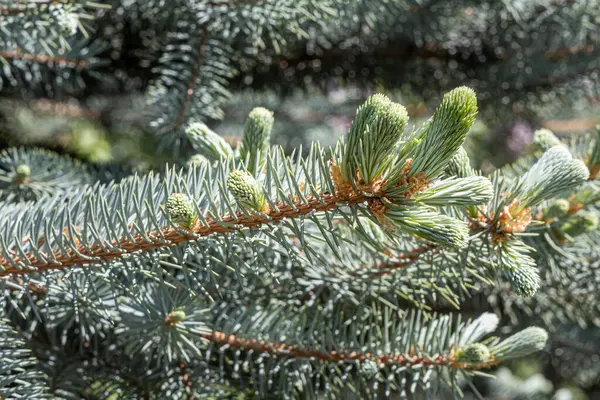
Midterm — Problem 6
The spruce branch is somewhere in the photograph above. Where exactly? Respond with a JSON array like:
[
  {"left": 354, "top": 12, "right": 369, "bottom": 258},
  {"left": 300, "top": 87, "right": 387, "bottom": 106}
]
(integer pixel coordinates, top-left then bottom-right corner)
[
  {"left": 0, "top": 91, "right": 494, "bottom": 275},
  {"left": 0, "top": 183, "right": 367, "bottom": 277},
  {"left": 0, "top": 50, "right": 90, "bottom": 69}
]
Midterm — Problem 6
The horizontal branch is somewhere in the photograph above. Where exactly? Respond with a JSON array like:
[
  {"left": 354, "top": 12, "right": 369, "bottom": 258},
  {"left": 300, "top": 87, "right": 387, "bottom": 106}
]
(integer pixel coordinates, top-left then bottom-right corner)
[
  {"left": 0, "top": 50, "right": 90, "bottom": 68},
  {"left": 199, "top": 330, "right": 498, "bottom": 369},
  {"left": 0, "top": 1, "right": 60, "bottom": 16},
  {"left": 0, "top": 192, "right": 366, "bottom": 277}
]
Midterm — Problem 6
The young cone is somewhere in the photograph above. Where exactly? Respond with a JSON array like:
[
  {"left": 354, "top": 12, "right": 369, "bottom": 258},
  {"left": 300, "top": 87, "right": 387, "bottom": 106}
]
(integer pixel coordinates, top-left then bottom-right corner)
[
  {"left": 341, "top": 94, "right": 409, "bottom": 185},
  {"left": 403, "top": 87, "right": 478, "bottom": 181},
  {"left": 166, "top": 193, "right": 197, "bottom": 230},
  {"left": 239, "top": 107, "right": 274, "bottom": 175},
  {"left": 227, "top": 170, "right": 268, "bottom": 213}
]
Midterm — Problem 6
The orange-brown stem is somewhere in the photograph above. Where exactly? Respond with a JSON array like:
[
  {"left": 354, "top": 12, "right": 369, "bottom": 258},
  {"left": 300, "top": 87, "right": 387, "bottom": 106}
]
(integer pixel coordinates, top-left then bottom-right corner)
[
  {"left": 199, "top": 330, "right": 499, "bottom": 369},
  {"left": 0, "top": 1, "right": 61, "bottom": 15},
  {"left": 0, "top": 50, "right": 89, "bottom": 68},
  {"left": 0, "top": 192, "right": 366, "bottom": 277}
]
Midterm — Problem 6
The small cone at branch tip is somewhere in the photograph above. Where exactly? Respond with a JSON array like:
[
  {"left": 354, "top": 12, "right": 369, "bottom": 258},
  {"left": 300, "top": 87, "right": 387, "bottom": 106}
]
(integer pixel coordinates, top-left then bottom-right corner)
[
  {"left": 492, "top": 327, "right": 548, "bottom": 361},
  {"left": 456, "top": 343, "right": 491, "bottom": 365},
  {"left": 165, "top": 310, "right": 186, "bottom": 326},
  {"left": 227, "top": 170, "right": 269, "bottom": 213},
  {"left": 533, "top": 128, "right": 563, "bottom": 151},
  {"left": 343, "top": 93, "right": 409, "bottom": 184},
  {"left": 15, "top": 164, "right": 31, "bottom": 183},
  {"left": 166, "top": 193, "right": 197, "bottom": 229},
  {"left": 543, "top": 198, "right": 570, "bottom": 220},
  {"left": 239, "top": 107, "right": 274, "bottom": 174},
  {"left": 241, "top": 108, "right": 274, "bottom": 151},
  {"left": 404, "top": 86, "right": 478, "bottom": 180},
  {"left": 559, "top": 211, "right": 599, "bottom": 238}
]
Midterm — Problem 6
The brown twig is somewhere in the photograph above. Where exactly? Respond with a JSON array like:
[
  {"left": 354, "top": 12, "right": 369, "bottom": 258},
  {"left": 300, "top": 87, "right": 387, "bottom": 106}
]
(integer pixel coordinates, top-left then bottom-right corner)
[
  {"left": 198, "top": 330, "right": 499, "bottom": 369},
  {"left": 0, "top": 1, "right": 61, "bottom": 16},
  {"left": 0, "top": 50, "right": 89, "bottom": 68},
  {"left": 0, "top": 192, "right": 367, "bottom": 277}
]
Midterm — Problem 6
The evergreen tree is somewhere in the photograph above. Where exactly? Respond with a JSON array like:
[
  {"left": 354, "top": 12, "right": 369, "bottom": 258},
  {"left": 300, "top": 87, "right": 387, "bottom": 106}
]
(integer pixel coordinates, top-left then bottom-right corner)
[{"left": 0, "top": 1, "right": 599, "bottom": 398}]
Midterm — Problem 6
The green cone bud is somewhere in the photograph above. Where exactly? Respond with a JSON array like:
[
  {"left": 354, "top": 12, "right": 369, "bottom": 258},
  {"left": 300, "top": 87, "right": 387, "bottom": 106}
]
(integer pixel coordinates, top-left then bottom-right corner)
[
  {"left": 186, "top": 122, "right": 233, "bottom": 160},
  {"left": 533, "top": 129, "right": 562, "bottom": 151},
  {"left": 456, "top": 343, "right": 491, "bottom": 365},
  {"left": 165, "top": 310, "right": 186, "bottom": 325},
  {"left": 559, "top": 211, "right": 598, "bottom": 238},
  {"left": 383, "top": 204, "right": 469, "bottom": 249},
  {"left": 409, "top": 87, "right": 478, "bottom": 180},
  {"left": 239, "top": 107, "right": 274, "bottom": 174},
  {"left": 491, "top": 327, "right": 548, "bottom": 361},
  {"left": 342, "top": 94, "right": 409, "bottom": 184},
  {"left": 166, "top": 193, "right": 197, "bottom": 229},
  {"left": 227, "top": 170, "right": 268, "bottom": 213},
  {"left": 543, "top": 199, "right": 570, "bottom": 220},
  {"left": 15, "top": 164, "right": 31, "bottom": 183}
]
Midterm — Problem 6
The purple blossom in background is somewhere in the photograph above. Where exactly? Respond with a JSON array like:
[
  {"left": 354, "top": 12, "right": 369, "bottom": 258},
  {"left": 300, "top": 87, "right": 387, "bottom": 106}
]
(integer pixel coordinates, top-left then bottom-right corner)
[{"left": 506, "top": 121, "right": 533, "bottom": 154}]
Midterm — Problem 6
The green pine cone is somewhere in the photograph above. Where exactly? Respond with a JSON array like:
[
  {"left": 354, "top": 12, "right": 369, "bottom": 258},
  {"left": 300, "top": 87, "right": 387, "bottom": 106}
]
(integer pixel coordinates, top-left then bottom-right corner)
[
  {"left": 166, "top": 310, "right": 186, "bottom": 324},
  {"left": 227, "top": 170, "right": 268, "bottom": 213},
  {"left": 166, "top": 193, "right": 197, "bottom": 229},
  {"left": 408, "top": 86, "right": 478, "bottom": 180},
  {"left": 240, "top": 107, "right": 274, "bottom": 174},
  {"left": 456, "top": 343, "right": 491, "bottom": 365},
  {"left": 342, "top": 93, "right": 409, "bottom": 184},
  {"left": 15, "top": 164, "right": 31, "bottom": 183}
]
